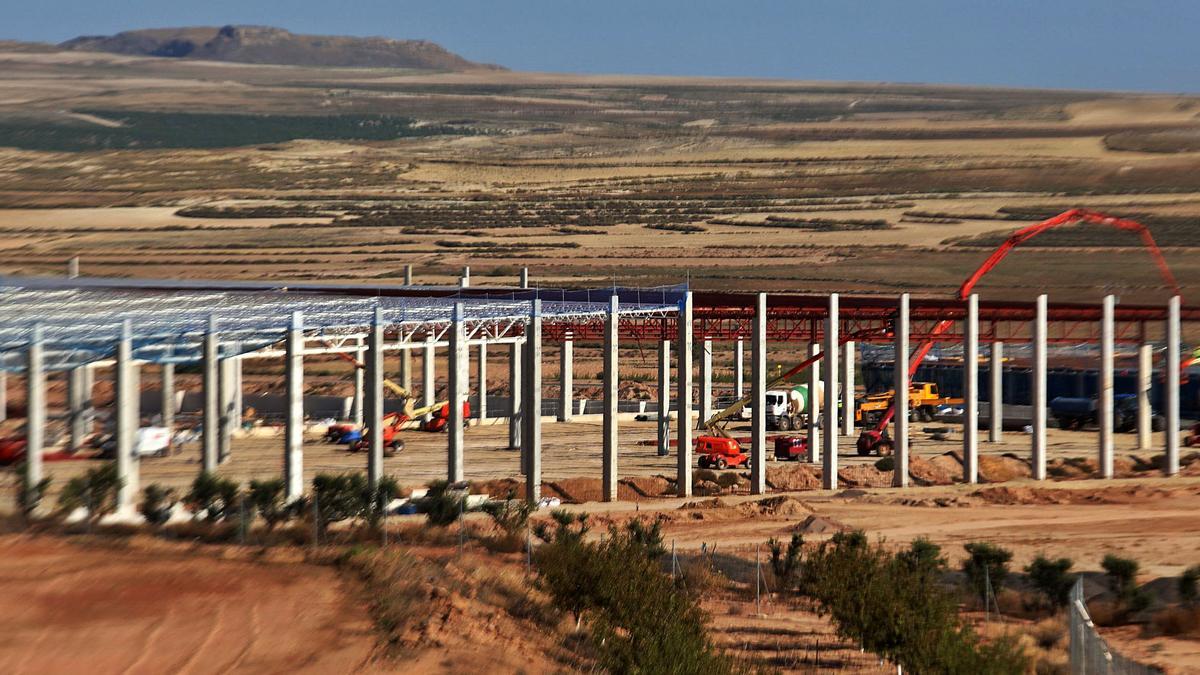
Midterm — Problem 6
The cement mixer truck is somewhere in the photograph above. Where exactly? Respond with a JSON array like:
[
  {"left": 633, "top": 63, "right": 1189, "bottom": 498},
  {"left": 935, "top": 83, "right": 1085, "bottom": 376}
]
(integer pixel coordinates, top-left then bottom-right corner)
[{"left": 742, "top": 383, "right": 821, "bottom": 431}]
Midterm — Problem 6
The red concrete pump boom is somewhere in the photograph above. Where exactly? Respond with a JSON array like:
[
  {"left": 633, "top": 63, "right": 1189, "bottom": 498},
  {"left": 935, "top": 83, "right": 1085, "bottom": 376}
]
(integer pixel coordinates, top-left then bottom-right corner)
[{"left": 856, "top": 209, "right": 1184, "bottom": 455}]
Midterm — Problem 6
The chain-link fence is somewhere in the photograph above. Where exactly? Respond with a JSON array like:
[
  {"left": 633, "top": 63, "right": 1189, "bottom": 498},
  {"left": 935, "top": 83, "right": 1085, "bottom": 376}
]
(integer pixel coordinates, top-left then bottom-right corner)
[{"left": 1069, "top": 578, "right": 1162, "bottom": 675}]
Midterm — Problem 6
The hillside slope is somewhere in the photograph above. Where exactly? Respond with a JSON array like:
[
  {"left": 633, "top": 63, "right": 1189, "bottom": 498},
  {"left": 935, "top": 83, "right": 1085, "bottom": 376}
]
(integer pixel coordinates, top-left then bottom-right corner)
[{"left": 59, "top": 25, "right": 502, "bottom": 71}]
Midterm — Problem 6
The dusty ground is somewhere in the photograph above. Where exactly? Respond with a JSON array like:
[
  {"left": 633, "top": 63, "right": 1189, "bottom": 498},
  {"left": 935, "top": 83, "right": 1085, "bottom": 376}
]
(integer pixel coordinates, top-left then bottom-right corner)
[{"left": 0, "top": 535, "right": 379, "bottom": 673}]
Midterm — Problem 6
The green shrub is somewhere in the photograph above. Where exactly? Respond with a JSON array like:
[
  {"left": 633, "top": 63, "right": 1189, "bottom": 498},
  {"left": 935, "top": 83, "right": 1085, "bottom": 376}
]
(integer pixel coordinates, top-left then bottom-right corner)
[
  {"left": 480, "top": 489, "right": 533, "bottom": 535},
  {"left": 768, "top": 533, "right": 804, "bottom": 591},
  {"left": 963, "top": 542, "right": 1013, "bottom": 606},
  {"left": 247, "top": 478, "right": 289, "bottom": 529},
  {"left": 715, "top": 472, "right": 741, "bottom": 491},
  {"left": 421, "top": 479, "right": 466, "bottom": 527},
  {"left": 805, "top": 534, "right": 1027, "bottom": 674},
  {"left": 898, "top": 537, "right": 945, "bottom": 577},
  {"left": 1180, "top": 565, "right": 1200, "bottom": 605},
  {"left": 140, "top": 484, "right": 176, "bottom": 526},
  {"left": 1025, "top": 555, "right": 1074, "bottom": 609},
  {"left": 186, "top": 472, "right": 241, "bottom": 522},
  {"left": 1102, "top": 554, "right": 1151, "bottom": 614},
  {"left": 624, "top": 516, "right": 667, "bottom": 558},
  {"left": 534, "top": 518, "right": 739, "bottom": 673},
  {"left": 57, "top": 462, "right": 122, "bottom": 522},
  {"left": 15, "top": 462, "right": 50, "bottom": 521},
  {"left": 874, "top": 456, "right": 895, "bottom": 472}
]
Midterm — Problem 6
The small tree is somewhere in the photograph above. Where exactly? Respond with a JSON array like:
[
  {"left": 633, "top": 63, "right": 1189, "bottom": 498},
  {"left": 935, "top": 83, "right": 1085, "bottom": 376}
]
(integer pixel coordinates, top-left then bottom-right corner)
[
  {"left": 962, "top": 542, "right": 1013, "bottom": 606},
  {"left": 312, "top": 473, "right": 367, "bottom": 531},
  {"left": 422, "top": 479, "right": 466, "bottom": 527},
  {"left": 247, "top": 478, "right": 288, "bottom": 529},
  {"left": 186, "top": 472, "right": 241, "bottom": 522},
  {"left": 1180, "top": 565, "right": 1200, "bottom": 606},
  {"left": 58, "top": 462, "right": 122, "bottom": 523},
  {"left": 1025, "top": 554, "right": 1074, "bottom": 609},
  {"left": 624, "top": 516, "right": 667, "bottom": 558},
  {"left": 140, "top": 484, "right": 176, "bottom": 526},
  {"left": 898, "top": 537, "right": 944, "bottom": 575},
  {"left": 361, "top": 475, "right": 400, "bottom": 529},
  {"left": 480, "top": 489, "right": 533, "bottom": 535},
  {"left": 769, "top": 533, "right": 804, "bottom": 590},
  {"left": 15, "top": 462, "right": 50, "bottom": 522},
  {"left": 1102, "top": 554, "right": 1150, "bottom": 612}
]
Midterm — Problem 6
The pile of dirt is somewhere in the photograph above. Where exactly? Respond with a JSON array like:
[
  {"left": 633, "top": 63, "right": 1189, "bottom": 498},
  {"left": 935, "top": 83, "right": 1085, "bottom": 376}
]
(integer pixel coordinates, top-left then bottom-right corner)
[
  {"left": 766, "top": 463, "right": 821, "bottom": 490},
  {"left": 679, "top": 497, "right": 730, "bottom": 510},
  {"left": 979, "top": 454, "right": 1032, "bottom": 483},
  {"left": 838, "top": 464, "right": 893, "bottom": 488},
  {"left": 738, "top": 495, "right": 814, "bottom": 517},
  {"left": 542, "top": 478, "right": 635, "bottom": 503},
  {"left": 930, "top": 451, "right": 964, "bottom": 476},
  {"left": 885, "top": 495, "right": 975, "bottom": 507},
  {"left": 908, "top": 456, "right": 956, "bottom": 485},
  {"left": 619, "top": 476, "right": 675, "bottom": 498},
  {"left": 793, "top": 514, "right": 850, "bottom": 534},
  {"left": 618, "top": 383, "right": 655, "bottom": 400},
  {"left": 971, "top": 486, "right": 1079, "bottom": 505},
  {"left": 470, "top": 478, "right": 525, "bottom": 499}
]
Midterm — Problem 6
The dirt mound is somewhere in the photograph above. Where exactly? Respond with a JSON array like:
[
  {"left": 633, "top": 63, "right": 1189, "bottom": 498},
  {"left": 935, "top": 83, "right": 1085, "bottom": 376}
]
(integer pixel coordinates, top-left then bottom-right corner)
[
  {"left": 908, "top": 456, "right": 956, "bottom": 485},
  {"left": 838, "top": 464, "right": 892, "bottom": 488},
  {"left": 979, "top": 454, "right": 1032, "bottom": 483},
  {"left": 930, "top": 451, "right": 964, "bottom": 476},
  {"left": 679, "top": 497, "right": 730, "bottom": 510},
  {"left": 620, "top": 476, "right": 675, "bottom": 498},
  {"left": 886, "top": 495, "right": 975, "bottom": 507},
  {"left": 793, "top": 514, "right": 849, "bottom": 534},
  {"left": 738, "top": 495, "right": 814, "bottom": 517},
  {"left": 972, "top": 486, "right": 1078, "bottom": 505},
  {"left": 470, "top": 478, "right": 525, "bottom": 499},
  {"left": 766, "top": 463, "right": 821, "bottom": 490}
]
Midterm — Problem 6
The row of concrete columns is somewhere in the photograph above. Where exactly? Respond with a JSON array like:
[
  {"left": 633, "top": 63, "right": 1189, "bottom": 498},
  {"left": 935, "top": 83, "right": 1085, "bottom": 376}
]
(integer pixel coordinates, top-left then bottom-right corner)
[
  {"left": 13, "top": 290, "right": 1189, "bottom": 517},
  {"left": 400, "top": 264, "right": 530, "bottom": 290}
]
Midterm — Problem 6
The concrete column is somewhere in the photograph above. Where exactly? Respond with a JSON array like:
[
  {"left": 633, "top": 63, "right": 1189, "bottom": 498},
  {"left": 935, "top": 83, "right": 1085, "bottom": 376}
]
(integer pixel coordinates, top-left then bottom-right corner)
[
  {"left": 460, "top": 266, "right": 471, "bottom": 288},
  {"left": 403, "top": 264, "right": 413, "bottom": 286},
  {"left": 477, "top": 341, "right": 489, "bottom": 421},
  {"left": 509, "top": 340, "right": 522, "bottom": 451},
  {"left": 1166, "top": 296, "right": 1181, "bottom": 475},
  {"left": 822, "top": 294, "right": 840, "bottom": 490},
  {"left": 1137, "top": 343, "right": 1153, "bottom": 450},
  {"left": 522, "top": 300, "right": 543, "bottom": 503},
  {"left": 218, "top": 355, "right": 235, "bottom": 463},
  {"left": 963, "top": 294, "right": 979, "bottom": 484},
  {"left": 750, "top": 293, "right": 767, "bottom": 494},
  {"left": 448, "top": 303, "right": 466, "bottom": 483},
  {"left": 558, "top": 335, "right": 572, "bottom": 422},
  {"left": 352, "top": 339, "right": 365, "bottom": 426},
  {"left": 734, "top": 337, "right": 745, "bottom": 398},
  {"left": 699, "top": 338, "right": 712, "bottom": 430},
  {"left": 1099, "top": 295, "right": 1115, "bottom": 479},
  {"left": 422, "top": 334, "right": 435, "bottom": 423},
  {"left": 202, "top": 317, "right": 219, "bottom": 473},
  {"left": 657, "top": 339, "right": 671, "bottom": 457},
  {"left": 67, "top": 256, "right": 79, "bottom": 279},
  {"left": 893, "top": 295, "right": 910, "bottom": 488},
  {"left": 68, "top": 365, "right": 89, "bottom": 449},
  {"left": 677, "top": 291, "right": 694, "bottom": 497},
  {"left": 520, "top": 267, "right": 529, "bottom": 289},
  {"left": 399, "top": 344, "right": 413, "bottom": 392},
  {"left": 25, "top": 325, "right": 45, "bottom": 489},
  {"left": 284, "top": 311, "right": 304, "bottom": 500},
  {"left": 842, "top": 340, "right": 855, "bottom": 435},
  {"left": 159, "top": 363, "right": 174, "bottom": 430},
  {"left": 989, "top": 342, "right": 1003, "bottom": 443},
  {"left": 807, "top": 342, "right": 821, "bottom": 463},
  {"left": 115, "top": 320, "right": 139, "bottom": 514},
  {"left": 0, "top": 370, "right": 6, "bottom": 423},
  {"left": 1032, "top": 295, "right": 1048, "bottom": 480},
  {"left": 602, "top": 296, "right": 619, "bottom": 501},
  {"left": 233, "top": 356, "right": 243, "bottom": 428},
  {"left": 367, "top": 308, "right": 385, "bottom": 486}
]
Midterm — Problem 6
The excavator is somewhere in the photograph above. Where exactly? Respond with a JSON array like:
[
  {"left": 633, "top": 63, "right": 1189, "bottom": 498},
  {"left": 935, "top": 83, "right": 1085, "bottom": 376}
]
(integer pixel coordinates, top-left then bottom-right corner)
[{"left": 700, "top": 209, "right": 1185, "bottom": 459}]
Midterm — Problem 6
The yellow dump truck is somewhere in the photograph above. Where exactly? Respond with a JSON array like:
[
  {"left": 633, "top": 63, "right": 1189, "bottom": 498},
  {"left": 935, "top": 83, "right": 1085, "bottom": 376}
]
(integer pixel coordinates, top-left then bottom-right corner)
[{"left": 855, "top": 382, "right": 963, "bottom": 425}]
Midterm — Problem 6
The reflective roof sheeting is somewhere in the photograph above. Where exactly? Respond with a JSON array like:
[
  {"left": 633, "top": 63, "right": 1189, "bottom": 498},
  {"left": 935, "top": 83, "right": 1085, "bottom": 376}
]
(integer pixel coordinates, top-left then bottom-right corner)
[{"left": 0, "top": 277, "right": 684, "bottom": 372}]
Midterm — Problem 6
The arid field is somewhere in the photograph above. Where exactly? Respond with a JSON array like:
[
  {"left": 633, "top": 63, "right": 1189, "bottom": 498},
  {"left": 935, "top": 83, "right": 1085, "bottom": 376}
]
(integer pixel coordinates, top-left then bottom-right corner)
[{"left": 3, "top": 46, "right": 1200, "bottom": 673}]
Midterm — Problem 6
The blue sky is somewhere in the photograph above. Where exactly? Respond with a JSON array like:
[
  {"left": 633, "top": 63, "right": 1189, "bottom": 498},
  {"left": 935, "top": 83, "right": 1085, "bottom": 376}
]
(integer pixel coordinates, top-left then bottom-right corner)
[{"left": 3, "top": 0, "right": 1197, "bottom": 92}]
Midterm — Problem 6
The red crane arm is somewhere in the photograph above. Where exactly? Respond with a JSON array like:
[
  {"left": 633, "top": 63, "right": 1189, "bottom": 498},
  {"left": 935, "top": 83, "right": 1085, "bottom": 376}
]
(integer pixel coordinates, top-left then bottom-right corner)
[{"left": 869, "top": 209, "right": 1183, "bottom": 437}]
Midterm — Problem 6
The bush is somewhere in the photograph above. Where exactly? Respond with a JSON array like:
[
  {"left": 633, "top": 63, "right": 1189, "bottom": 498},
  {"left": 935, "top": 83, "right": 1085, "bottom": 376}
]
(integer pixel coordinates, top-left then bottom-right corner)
[
  {"left": 139, "top": 484, "right": 176, "bottom": 526},
  {"left": 311, "top": 472, "right": 399, "bottom": 531},
  {"left": 1150, "top": 605, "right": 1200, "bottom": 637},
  {"left": 805, "top": 533, "right": 1028, "bottom": 674},
  {"left": 624, "top": 516, "right": 667, "bottom": 558},
  {"left": 768, "top": 533, "right": 804, "bottom": 591},
  {"left": 247, "top": 478, "right": 289, "bottom": 529},
  {"left": 422, "top": 479, "right": 467, "bottom": 527},
  {"left": 1180, "top": 565, "right": 1200, "bottom": 605},
  {"left": 963, "top": 542, "right": 1013, "bottom": 606},
  {"left": 186, "top": 472, "right": 241, "bottom": 522},
  {"left": 480, "top": 489, "right": 532, "bottom": 536},
  {"left": 1102, "top": 554, "right": 1151, "bottom": 617},
  {"left": 57, "top": 463, "right": 122, "bottom": 522},
  {"left": 534, "top": 517, "right": 740, "bottom": 673},
  {"left": 875, "top": 456, "right": 895, "bottom": 471},
  {"left": 715, "top": 472, "right": 741, "bottom": 491},
  {"left": 15, "top": 462, "right": 50, "bottom": 521},
  {"left": 898, "top": 537, "right": 945, "bottom": 576},
  {"left": 1026, "top": 555, "right": 1074, "bottom": 609}
]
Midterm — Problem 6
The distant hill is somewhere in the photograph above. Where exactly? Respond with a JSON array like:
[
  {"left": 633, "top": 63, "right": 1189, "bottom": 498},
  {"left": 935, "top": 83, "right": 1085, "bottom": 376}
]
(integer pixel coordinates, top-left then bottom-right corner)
[{"left": 58, "top": 25, "right": 503, "bottom": 71}]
